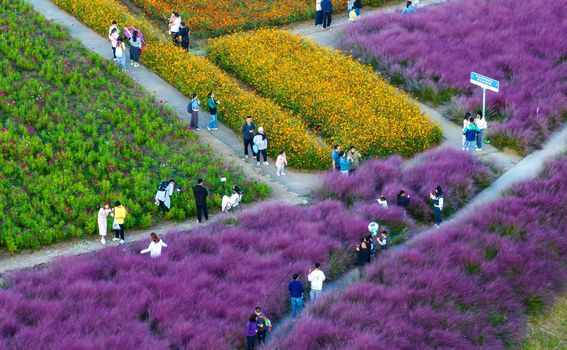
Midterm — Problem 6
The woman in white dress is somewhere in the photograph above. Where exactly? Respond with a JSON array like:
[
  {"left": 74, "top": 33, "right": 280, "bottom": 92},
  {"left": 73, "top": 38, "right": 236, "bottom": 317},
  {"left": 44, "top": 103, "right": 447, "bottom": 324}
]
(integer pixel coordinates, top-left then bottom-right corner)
[
  {"left": 97, "top": 203, "right": 112, "bottom": 245},
  {"left": 140, "top": 232, "right": 168, "bottom": 258},
  {"left": 222, "top": 185, "right": 242, "bottom": 212}
]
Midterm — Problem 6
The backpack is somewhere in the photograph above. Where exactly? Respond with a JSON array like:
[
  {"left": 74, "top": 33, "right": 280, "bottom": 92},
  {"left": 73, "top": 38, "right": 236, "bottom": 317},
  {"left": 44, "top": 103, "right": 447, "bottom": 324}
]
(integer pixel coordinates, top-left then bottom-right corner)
[
  {"left": 258, "top": 315, "right": 273, "bottom": 332},
  {"left": 157, "top": 181, "right": 169, "bottom": 192}
]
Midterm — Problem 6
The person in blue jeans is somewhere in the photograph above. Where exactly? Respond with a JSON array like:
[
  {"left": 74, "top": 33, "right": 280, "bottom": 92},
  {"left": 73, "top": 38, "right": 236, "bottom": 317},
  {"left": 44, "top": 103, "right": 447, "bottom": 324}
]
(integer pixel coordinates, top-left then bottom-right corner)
[
  {"left": 288, "top": 273, "right": 304, "bottom": 319},
  {"left": 430, "top": 186, "right": 444, "bottom": 228},
  {"left": 463, "top": 117, "right": 480, "bottom": 155},
  {"left": 207, "top": 92, "right": 219, "bottom": 130}
]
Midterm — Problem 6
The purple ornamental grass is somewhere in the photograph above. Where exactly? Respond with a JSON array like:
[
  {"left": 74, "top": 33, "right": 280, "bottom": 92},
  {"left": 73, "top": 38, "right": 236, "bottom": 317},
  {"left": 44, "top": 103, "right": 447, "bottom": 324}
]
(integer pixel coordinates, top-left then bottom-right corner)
[
  {"left": 0, "top": 201, "right": 368, "bottom": 349},
  {"left": 340, "top": 0, "right": 567, "bottom": 153},
  {"left": 271, "top": 158, "right": 567, "bottom": 349}
]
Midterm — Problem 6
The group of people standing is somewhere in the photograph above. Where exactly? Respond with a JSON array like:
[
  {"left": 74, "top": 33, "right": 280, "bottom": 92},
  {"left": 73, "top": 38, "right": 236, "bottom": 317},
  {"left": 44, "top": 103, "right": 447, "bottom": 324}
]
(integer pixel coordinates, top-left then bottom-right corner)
[
  {"left": 330, "top": 145, "right": 362, "bottom": 175},
  {"left": 108, "top": 21, "right": 144, "bottom": 71},
  {"left": 186, "top": 92, "right": 220, "bottom": 131},
  {"left": 168, "top": 12, "right": 190, "bottom": 50},
  {"left": 97, "top": 201, "right": 128, "bottom": 245},
  {"left": 241, "top": 117, "right": 289, "bottom": 175},
  {"left": 462, "top": 112, "right": 488, "bottom": 154}
]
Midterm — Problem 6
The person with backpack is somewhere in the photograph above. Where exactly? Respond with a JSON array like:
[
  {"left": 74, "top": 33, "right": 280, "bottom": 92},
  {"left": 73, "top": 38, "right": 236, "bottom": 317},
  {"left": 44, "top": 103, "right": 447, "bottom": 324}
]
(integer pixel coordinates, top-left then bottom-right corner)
[
  {"left": 241, "top": 116, "right": 256, "bottom": 159},
  {"left": 254, "top": 307, "right": 271, "bottom": 344},
  {"left": 288, "top": 273, "right": 305, "bottom": 319},
  {"left": 246, "top": 314, "right": 258, "bottom": 350},
  {"left": 253, "top": 127, "right": 269, "bottom": 165},
  {"left": 463, "top": 116, "right": 481, "bottom": 155},
  {"left": 155, "top": 179, "right": 176, "bottom": 213},
  {"left": 188, "top": 93, "right": 200, "bottom": 130},
  {"left": 111, "top": 201, "right": 127, "bottom": 244},
  {"left": 192, "top": 178, "right": 209, "bottom": 223},
  {"left": 307, "top": 262, "right": 326, "bottom": 301},
  {"left": 206, "top": 92, "right": 220, "bottom": 131},
  {"left": 140, "top": 232, "right": 168, "bottom": 258},
  {"left": 430, "top": 185, "right": 444, "bottom": 228}
]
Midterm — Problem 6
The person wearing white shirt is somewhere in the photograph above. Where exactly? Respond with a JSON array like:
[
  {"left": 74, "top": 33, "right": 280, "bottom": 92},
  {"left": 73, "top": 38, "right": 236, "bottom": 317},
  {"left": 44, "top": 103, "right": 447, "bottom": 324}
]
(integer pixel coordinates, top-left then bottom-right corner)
[
  {"left": 315, "top": 0, "right": 323, "bottom": 26},
  {"left": 430, "top": 186, "right": 444, "bottom": 228},
  {"left": 155, "top": 179, "right": 176, "bottom": 213},
  {"left": 222, "top": 185, "right": 242, "bottom": 212},
  {"left": 376, "top": 195, "right": 388, "bottom": 208},
  {"left": 474, "top": 112, "right": 488, "bottom": 151},
  {"left": 140, "top": 233, "right": 168, "bottom": 258},
  {"left": 168, "top": 12, "right": 182, "bottom": 46},
  {"left": 307, "top": 262, "right": 326, "bottom": 302}
]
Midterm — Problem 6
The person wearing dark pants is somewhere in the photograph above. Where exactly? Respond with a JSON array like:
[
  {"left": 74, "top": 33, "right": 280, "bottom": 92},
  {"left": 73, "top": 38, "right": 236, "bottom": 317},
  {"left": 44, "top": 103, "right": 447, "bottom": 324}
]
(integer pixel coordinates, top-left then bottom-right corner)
[
  {"left": 288, "top": 273, "right": 305, "bottom": 319},
  {"left": 246, "top": 314, "right": 257, "bottom": 350},
  {"left": 192, "top": 178, "right": 209, "bottom": 223},
  {"left": 430, "top": 185, "right": 444, "bottom": 228},
  {"left": 321, "top": 0, "right": 333, "bottom": 28},
  {"left": 178, "top": 21, "right": 190, "bottom": 51},
  {"left": 112, "top": 201, "right": 127, "bottom": 244},
  {"left": 315, "top": 0, "right": 323, "bottom": 26},
  {"left": 241, "top": 116, "right": 256, "bottom": 159},
  {"left": 354, "top": 0, "right": 362, "bottom": 15}
]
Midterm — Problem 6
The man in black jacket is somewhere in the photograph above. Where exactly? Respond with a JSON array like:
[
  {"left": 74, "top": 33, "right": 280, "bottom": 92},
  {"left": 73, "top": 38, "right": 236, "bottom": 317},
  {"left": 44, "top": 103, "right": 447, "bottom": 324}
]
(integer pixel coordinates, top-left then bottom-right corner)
[
  {"left": 192, "top": 178, "right": 209, "bottom": 223},
  {"left": 241, "top": 116, "right": 256, "bottom": 159}
]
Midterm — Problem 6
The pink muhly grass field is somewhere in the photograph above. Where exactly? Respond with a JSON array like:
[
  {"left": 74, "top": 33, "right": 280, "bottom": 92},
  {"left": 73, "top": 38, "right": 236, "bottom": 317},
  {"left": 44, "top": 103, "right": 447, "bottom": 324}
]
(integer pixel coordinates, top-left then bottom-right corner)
[{"left": 340, "top": 0, "right": 567, "bottom": 153}]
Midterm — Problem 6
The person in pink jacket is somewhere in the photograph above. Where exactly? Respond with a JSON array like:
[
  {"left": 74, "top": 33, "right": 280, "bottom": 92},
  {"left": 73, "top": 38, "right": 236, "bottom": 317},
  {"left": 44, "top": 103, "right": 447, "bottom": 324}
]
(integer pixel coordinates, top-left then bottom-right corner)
[
  {"left": 109, "top": 28, "right": 119, "bottom": 61},
  {"left": 276, "top": 150, "right": 288, "bottom": 176}
]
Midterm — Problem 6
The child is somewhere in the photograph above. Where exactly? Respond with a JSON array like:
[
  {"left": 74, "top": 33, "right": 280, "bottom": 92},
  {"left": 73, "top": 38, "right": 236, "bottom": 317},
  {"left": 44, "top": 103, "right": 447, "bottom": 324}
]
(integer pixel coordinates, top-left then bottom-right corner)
[
  {"left": 276, "top": 150, "right": 287, "bottom": 176},
  {"left": 140, "top": 232, "right": 168, "bottom": 258}
]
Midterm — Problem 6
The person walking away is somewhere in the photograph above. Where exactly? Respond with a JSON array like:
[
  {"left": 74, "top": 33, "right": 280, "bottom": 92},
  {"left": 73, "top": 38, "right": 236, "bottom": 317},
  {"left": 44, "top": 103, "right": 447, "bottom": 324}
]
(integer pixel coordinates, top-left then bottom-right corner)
[
  {"left": 254, "top": 307, "right": 271, "bottom": 345},
  {"left": 155, "top": 179, "right": 176, "bottom": 213},
  {"left": 129, "top": 30, "right": 142, "bottom": 67},
  {"left": 188, "top": 93, "right": 200, "bottom": 130},
  {"left": 112, "top": 201, "right": 127, "bottom": 244},
  {"left": 288, "top": 273, "right": 305, "bottom": 319},
  {"left": 207, "top": 92, "right": 219, "bottom": 130},
  {"left": 192, "top": 178, "right": 209, "bottom": 223},
  {"left": 253, "top": 127, "right": 269, "bottom": 165},
  {"left": 140, "top": 232, "right": 168, "bottom": 258},
  {"left": 430, "top": 186, "right": 444, "bottom": 228},
  {"left": 246, "top": 314, "right": 258, "bottom": 350},
  {"left": 401, "top": 1, "right": 416, "bottom": 15},
  {"left": 355, "top": 238, "right": 371, "bottom": 266},
  {"left": 109, "top": 28, "right": 119, "bottom": 61},
  {"left": 308, "top": 262, "right": 326, "bottom": 302},
  {"left": 97, "top": 203, "right": 112, "bottom": 245},
  {"left": 331, "top": 145, "right": 341, "bottom": 171},
  {"left": 339, "top": 151, "right": 351, "bottom": 176},
  {"left": 315, "top": 0, "right": 323, "bottom": 26},
  {"left": 178, "top": 22, "right": 190, "bottom": 51},
  {"left": 475, "top": 112, "right": 487, "bottom": 151},
  {"left": 168, "top": 12, "right": 181, "bottom": 46},
  {"left": 463, "top": 117, "right": 480, "bottom": 155},
  {"left": 354, "top": 0, "right": 362, "bottom": 15},
  {"left": 115, "top": 37, "right": 126, "bottom": 71},
  {"left": 376, "top": 195, "right": 388, "bottom": 208},
  {"left": 377, "top": 230, "right": 389, "bottom": 251},
  {"left": 321, "top": 0, "right": 333, "bottom": 29},
  {"left": 241, "top": 116, "right": 256, "bottom": 159},
  {"left": 276, "top": 150, "right": 287, "bottom": 176},
  {"left": 348, "top": 145, "right": 362, "bottom": 173},
  {"left": 222, "top": 185, "right": 242, "bottom": 212},
  {"left": 396, "top": 189, "right": 410, "bottom": 217}
]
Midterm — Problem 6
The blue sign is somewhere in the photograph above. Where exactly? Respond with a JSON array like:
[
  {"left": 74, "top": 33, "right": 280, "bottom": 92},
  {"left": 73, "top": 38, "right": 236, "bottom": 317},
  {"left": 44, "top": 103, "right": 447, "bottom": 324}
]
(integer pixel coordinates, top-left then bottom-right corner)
[{"left": 470, "top": 72, "right": 499, "bottom": 92}]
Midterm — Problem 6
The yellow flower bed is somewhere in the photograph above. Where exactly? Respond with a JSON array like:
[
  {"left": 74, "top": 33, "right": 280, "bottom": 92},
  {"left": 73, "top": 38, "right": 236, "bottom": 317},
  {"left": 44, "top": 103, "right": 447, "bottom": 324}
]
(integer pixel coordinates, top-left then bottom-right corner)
[
  {"left": 52, "top": 0, "right": 329, "bottom": 169},
  {"left": 208, "top": 29, "right": 443, "bottom": 157}
]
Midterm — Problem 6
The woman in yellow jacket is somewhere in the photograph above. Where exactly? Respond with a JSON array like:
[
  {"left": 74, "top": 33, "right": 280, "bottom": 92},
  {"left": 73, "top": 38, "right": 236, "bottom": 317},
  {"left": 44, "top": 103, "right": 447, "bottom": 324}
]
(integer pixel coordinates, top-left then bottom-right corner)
[{"left": 112, "top": 201, "right": 127, "bottom": 244}]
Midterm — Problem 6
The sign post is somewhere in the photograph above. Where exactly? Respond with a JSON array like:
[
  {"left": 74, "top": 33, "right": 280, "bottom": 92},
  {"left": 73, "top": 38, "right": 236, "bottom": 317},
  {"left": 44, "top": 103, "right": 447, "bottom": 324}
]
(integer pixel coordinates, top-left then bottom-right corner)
[{"left": 469, "top": 72, "right": 499, "bottom": 118}]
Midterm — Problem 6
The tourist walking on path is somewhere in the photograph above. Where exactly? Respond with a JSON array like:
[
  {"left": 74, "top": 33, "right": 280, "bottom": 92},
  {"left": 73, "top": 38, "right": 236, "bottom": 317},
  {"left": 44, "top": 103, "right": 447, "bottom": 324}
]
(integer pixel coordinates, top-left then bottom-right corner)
[
  {"left": 463, "top": 117, "right": 481, "bottom": 155},
  {"left": 377, "top": 230, "right": 389, "bottom": 251},
  {"left": 246, "top": 314, "right": 258, "bottom": 350},
  {"left": 315, "top": 0, "right": 323, "bottom": 26},
  {"left": 308, "top": 262, "right": 326, "bottom": 302},
  {"left": 288, "top": 273, "right": 305, "bottom": 319},
  {"left": 430, "top": 186, "right": 444, "bottom": 228},
  {"left": 128, "top": 30, "right": 142, "bottom": 67},
  {"left": 97, "top": 203, "right": 112, "bottom": 245},
  {"left": 276, "top": 150, "right": 287, "bottom": 176},
  {"left": 253, "top": 127, "right": 269, "bottom": 165},
  {"left": 396, "top": 189, "right": 410, "bottom": 216},
  {"left": 140, "top": 232, "right": 167, "bottom": 258},
  {"left": 348, "top": 145, "right": 362, "bottom": 173},
  {"left": 331, "top": 145, "right": 341, "bottom": 171},
  {"left": 109, "top": 28, "right": 119, "bottom": 61},
  {"left": 242, "top": 116, "right": 256, "bottom": 159},
  {"left": 321, "top": 0, "right": 333, "bottom": 28},
  {"left": 115, "top": 37, "right": 126, "bottom": 71},
  {"left": 155, "top": 179, "right": 176, "bottom": 213},
  {"left": 168, "top": 12, "right": 181, "bottom": 46},
  {"left": 178, "top": 21, "right": 190, "bottom": 51},
  {"left": 339, "top": 151, "right": 351, "bottom": 175},
  {"left": 112, "top": 201, "right": 127, "bottom": 244},
  {"left": 207, "top": 92, "right": 219, "bottom": 130},
  {"left": 475, "top": 112, "right": 488, "bottom": 151},
  {"left": 188, "top": 93, "right": 200, "bottom": 130},
  {"left": 192, "top": 178, "right": 209, "bottom": 223}
]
